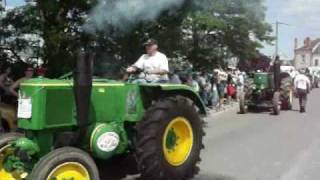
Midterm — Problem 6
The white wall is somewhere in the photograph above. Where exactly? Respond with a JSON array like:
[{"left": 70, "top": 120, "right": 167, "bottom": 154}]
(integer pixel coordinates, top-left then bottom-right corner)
[
  {"left": 312, "top": 54, "right": 320, "bottom": 66},
  {"left": 295, "top": 51, "right": 312, "bottom": 69}
]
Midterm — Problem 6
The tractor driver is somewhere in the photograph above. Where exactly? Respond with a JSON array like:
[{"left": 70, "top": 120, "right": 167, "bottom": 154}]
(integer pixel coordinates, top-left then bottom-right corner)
[{"left": 126, "top": 39, "right": 169, "bottom": 83}]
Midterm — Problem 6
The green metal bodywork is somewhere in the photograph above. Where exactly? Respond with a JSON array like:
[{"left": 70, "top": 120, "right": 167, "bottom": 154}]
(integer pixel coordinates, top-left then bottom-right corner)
[
  {"left": 253, "top": 73, "right": 274, "bottom": 90},
  {"left": 246, "top": 73, "right": 275, "bottom": 108},
  {"left": 4, "top": 77, "right": 205, "bottom": 174}
]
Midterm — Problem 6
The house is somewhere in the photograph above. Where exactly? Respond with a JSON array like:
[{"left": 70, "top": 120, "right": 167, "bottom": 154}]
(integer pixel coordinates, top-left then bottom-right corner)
[{"left": 294, "top": 37, "right": 320, "bottom": 70}]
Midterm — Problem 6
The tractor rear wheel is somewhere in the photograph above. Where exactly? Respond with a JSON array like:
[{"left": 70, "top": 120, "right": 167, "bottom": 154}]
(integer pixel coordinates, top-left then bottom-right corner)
[
  {"left": 239, "top": 92, "right": 247, "bottom": 114},
  {"left": 287, "top": 90, "right": 293, "bottom": 110},
  {"left": 0, "top": 133, "right": 24, "bottom": 179},
  {"left": 273, "top": 91, "right": 281, "bottom": 115},
  {"left": 135, "top": 96, "right": 205, "bottom": 180},
  {"left": 28, "top": 147, "right": 99, "bottom": 180}
]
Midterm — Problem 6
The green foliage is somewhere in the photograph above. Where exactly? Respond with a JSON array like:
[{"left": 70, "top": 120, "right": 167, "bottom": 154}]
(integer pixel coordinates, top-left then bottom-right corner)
[
  {"left": 0, "top": 4, "right": 41, "bottom": 64},
  {"left": 182, "top": 0, "right": 273, "bottom": 70},
  {"left": 0, "top": 0, "right": 273, "bottom": 77}
]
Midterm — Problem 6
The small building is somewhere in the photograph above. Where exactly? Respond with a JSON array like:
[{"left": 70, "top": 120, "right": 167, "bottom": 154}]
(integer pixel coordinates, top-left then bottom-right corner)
[{"left": 294, "top": 37, "right": 320, "bottom": 70}]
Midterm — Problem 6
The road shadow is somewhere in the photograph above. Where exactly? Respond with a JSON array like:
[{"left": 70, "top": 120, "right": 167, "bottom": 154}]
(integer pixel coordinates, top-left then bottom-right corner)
[
  {"left": 291, "top": 109, "right": 300, "bottom": 112},
  {"left": 194, "top": 173, "right": 237, "bottom": 180},
  {"left": 237, "top": 109, "right": 272, "bottom": 115},
  {"left": 97, "top": 156, "right": 238, "bottom": 180},
  {"left": 97, "top": 155, "right": 139, "bottom": 180}
]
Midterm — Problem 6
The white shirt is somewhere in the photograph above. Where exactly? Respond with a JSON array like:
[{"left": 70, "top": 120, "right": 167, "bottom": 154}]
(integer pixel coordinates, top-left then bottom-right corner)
[
  {"left": 294, "top": 74, "right": 311, "bottom": 90},
  {"left": 134, "top": 52, "right": 169, "bottom": 82},
  {"left": 238, "top": 74, "right": 244, "bottom": 86}
]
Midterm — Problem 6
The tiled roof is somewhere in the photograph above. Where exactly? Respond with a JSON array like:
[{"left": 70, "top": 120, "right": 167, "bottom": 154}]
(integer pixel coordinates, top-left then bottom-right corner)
[{"left": 296, "top": 38, "right": 320, "bottom": 51}]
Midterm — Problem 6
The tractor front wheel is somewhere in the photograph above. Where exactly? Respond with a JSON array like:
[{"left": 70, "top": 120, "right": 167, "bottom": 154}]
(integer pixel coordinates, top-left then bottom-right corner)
[
  {"left": 135, "top": 96, "right": 205, "bottom": 180},
  {"left": 287, "top": 90, "right": 293, "bottom": 110},
  {"left": 28, "top": 147, "right": 99, "bottom": 180},
  {"left": 0, "top": 133, "right": 24, "bottom": 179}
]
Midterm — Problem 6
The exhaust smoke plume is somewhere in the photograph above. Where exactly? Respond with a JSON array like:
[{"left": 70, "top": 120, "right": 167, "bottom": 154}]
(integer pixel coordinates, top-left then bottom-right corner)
[{"left": 84, "top": 0, "right": 184, "bottom": 33}]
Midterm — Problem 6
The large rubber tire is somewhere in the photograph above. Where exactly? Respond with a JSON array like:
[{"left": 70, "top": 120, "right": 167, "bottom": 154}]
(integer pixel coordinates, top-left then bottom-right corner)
[
  {"left": 239, "top": 92, "right": 247, "bottom": 114},
  {"left": 28, "top": 147, "right": 99, "bottom": 180},
  {"left": 287, "top": 90, "right": 293, "bottom": 110},
  {"left": 0, "top": 133, "right": 24, "bottom": 148},
  {"left": 273, "top": 92, "right": 281, "bottom": 115},
  {"left": 135, "top": 96, "right": 205, "bottom": 180}
]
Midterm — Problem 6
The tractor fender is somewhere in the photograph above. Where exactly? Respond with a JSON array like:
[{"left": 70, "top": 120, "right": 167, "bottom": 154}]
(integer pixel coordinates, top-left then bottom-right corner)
[{"left": 140, "top": 84, "right": 206, "bottom": 115}]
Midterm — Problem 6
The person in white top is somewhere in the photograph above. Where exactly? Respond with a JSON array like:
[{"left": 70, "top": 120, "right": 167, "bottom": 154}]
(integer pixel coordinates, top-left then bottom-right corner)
[
  {"left": 294, "top": 72, "right": 311, "bottom": 113},
  {"left": 126, "top": 39, "right": 169, "bottom": 83}
]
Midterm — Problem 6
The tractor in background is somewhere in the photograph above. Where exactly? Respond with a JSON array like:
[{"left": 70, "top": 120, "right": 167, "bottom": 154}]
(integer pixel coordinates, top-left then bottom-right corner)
[
  {"left": 239, "top": 72, "right": 282, "bottom": 114},
  {"left": 239, "top": 58, "right": 293, "bottom": 114},
  {"left": 0, "top": 49, "right": 206, "bottom": 180}
]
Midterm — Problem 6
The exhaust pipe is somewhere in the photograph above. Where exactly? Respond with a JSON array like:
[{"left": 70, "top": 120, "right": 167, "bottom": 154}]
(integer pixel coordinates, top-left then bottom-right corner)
[{"left": 74, "top": 48, "right": 94, "bottom": 139}]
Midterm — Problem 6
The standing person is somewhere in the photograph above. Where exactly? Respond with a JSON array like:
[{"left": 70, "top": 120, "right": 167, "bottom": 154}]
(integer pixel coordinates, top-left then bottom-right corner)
[
  {"left": 209, "top": 71, "right": 220, "bottom": 108},
  {"left": 294, "top": 71, "right": 311, "bottom": 113},
  {"left": 0, "top": 65, "right": 12, "bottom": 100},
  {"left": 236, "top": 71, "right": 245, "bottom": 101},
  {"left": 126, "top": 39, "right": 169, "bottom": 83},
  {"left": 9, "top": 67, "right": 34, "bottom": 97},
  {"left": 226, "top": 70, "right": 235, "bottom": 105},
  {"left": 274, "top": 56, "right": 281, "bottom": 91},
  {"left": 170, "top": 71, "right": 182, "bottom": 84},
  {"left": 186, "top": 74, "right": 200, "bottom": 93},
  {"left": 198, "top": 72, "right": 209, "bottom": 106},
  {"left": 214, "top": 69, "right": 225, "bottom": 110}
]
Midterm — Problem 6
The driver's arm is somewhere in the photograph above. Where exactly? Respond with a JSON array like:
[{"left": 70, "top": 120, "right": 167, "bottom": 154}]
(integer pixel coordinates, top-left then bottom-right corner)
[
  {"left": 147, "top": 69, "right": 168, "bottom": 75},
  {"left": 127, "top": 55, "right": 144, "bottom": 73},
  {"left": 9, "top": 78, "right": 24, "bottom": 97}
]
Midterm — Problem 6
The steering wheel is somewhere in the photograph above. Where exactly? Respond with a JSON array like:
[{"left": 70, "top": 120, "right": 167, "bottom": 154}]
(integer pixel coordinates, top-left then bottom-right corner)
[{"left": 127, "top": 67, "right": 149, "bottom": 83}]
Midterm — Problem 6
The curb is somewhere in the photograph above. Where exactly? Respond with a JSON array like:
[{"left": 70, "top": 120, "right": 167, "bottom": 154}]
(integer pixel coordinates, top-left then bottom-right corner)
[{"left": 207, "top": 102, "right": 239, "bottom": 117}]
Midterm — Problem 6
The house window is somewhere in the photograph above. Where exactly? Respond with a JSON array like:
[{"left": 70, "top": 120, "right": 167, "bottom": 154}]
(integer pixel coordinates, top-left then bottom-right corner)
[
  {"left": 302, "top": 55, "right": 306, "bottom": 63},
  {"left": 315, "top": 59, "right": 319, "bottom": 66}
]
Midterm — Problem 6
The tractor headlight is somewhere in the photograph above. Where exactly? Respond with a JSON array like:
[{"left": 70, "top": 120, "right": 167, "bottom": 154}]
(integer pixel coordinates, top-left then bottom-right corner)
[{"left": 17, "top": 97, "right": 32, "bottom": 119}]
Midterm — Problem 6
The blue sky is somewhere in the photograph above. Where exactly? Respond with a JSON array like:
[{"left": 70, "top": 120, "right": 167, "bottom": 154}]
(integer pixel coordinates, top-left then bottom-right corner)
[
  {"left": 5, "top": 0, "right": 24, "bottom": 7},
  {"left": 263, "top": 0, "right": 320, "bottom": 59},
  {"left": 7, "top": 0, "right": 320, "bottom": 59}
]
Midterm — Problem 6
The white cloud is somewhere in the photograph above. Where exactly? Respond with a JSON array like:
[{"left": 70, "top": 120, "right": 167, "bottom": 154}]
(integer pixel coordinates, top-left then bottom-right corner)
[{"left": 283, "top": 0, "right": 320, "bottom": 32}]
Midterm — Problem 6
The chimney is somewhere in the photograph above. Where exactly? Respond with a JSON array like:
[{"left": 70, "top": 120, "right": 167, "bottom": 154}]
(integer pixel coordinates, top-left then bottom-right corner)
[
  {"left": 294, "top": 38, "right": 298, "bottom": 49},
  {"left": 304, "top": 37, "right": 312, "bottom": 48}
]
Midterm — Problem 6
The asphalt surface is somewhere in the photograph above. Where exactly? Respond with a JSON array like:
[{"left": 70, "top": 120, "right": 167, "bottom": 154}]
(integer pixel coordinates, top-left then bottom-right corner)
[
  {"left": 195, "top": 89, "right": 320, "bottom": 180},
  {"left": 103, "top": 89, "right": 320, "bottom": 180}
]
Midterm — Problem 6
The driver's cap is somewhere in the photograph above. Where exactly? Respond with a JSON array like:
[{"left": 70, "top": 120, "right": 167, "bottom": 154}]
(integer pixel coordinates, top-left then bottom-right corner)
[{"left": 143, "top": 39, "right": 158, "bottom": 46}]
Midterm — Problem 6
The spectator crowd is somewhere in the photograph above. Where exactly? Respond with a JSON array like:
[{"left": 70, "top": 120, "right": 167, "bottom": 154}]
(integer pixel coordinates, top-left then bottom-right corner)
[
  {"left": 0, "top": 62, "right": 47, "bottom": 105},
  {"left": 169, "top": 68, "right": 246, "bottom": 110}
]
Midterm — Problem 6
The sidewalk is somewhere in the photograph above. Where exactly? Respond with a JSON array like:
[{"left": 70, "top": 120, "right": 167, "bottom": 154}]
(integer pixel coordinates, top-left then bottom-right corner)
[{"left": 206, "top": 102, "right": 239, "bottom": 117}]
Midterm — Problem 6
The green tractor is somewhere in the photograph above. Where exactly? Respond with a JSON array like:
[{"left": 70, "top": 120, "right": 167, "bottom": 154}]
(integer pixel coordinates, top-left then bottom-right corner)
[
  {"left": 239, "top": 71, "right": 293, "bottom": 115},
  {"left": 0, "top": 51, "right": 206, "bottom": 180}
]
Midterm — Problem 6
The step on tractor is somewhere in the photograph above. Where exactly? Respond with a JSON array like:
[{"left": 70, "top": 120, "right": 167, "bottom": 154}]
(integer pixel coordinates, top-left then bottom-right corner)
[
  {"left": 0, "top": 50, "right": 206, "bottom": 180},
  {"left": 239, "top": 70, "right": 293, "bottom": 115}
]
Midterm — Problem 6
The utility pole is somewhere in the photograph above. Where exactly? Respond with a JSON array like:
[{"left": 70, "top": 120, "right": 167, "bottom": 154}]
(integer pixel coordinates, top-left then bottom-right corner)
[{"left": 275, "top": 21, "right": 289, "bottom": 57}]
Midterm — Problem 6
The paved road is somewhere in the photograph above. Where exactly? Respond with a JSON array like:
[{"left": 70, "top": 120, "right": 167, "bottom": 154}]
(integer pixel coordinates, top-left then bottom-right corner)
[
  {"left": 195, "top": 89, "right": 320, "bottom": 180},
  {"left": 104, "top": 89, "right": 320, "bottom": 180}
]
